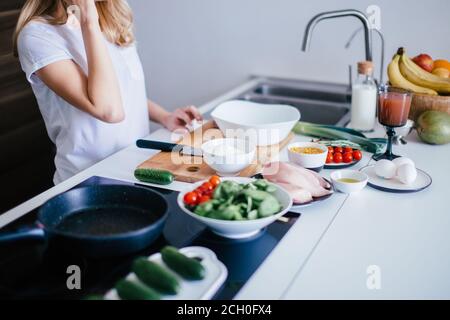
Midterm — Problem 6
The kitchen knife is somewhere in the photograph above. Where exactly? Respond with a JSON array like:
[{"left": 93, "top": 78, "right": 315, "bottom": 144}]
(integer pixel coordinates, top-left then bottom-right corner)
[{"left": 136, "top": 140, "right": 203, "bottom": 157}]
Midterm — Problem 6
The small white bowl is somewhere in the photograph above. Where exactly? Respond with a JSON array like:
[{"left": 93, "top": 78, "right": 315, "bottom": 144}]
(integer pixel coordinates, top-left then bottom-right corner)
[
  {"left": 177, "top": 177, "right": 293, "bottom": 239},
  {"left": 201, "top": 138, "right": 256, "bottom": 176},
  {"left": 330, "top": 170, "right": 368, "bottom": 194},
  {"left": 287, "top": 142, "right": 328, "bottom": 172}
]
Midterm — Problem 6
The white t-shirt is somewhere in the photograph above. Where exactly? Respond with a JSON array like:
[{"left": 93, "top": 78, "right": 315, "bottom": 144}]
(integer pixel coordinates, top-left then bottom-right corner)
[{"left": 17, "top": 20, "right": 150, "bottom": 184}]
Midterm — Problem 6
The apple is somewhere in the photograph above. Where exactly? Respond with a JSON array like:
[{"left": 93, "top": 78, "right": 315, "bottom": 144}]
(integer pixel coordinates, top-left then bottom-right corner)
[{"left": 412, "top": 54, "right": 434, "bottom": 72}]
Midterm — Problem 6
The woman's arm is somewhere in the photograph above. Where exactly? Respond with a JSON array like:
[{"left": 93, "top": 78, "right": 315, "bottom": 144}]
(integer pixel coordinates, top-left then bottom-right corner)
[
  {"left": 36, "top": 0, "right": 124, "bottom": 123},
  {"left": 148, "top": 100, "right": 203, "bottom": 131}
]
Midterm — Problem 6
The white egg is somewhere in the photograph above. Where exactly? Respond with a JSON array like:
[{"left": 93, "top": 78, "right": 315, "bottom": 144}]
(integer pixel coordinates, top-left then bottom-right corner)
[
  {"left": 375, "top": 159, "right": 397, "bottom": 179},
  {"left": 392, "top": 157, "right": 415, "bottom": 169},
  {"left": 397, "top": 163, "right": 417, "bottom": 185}
]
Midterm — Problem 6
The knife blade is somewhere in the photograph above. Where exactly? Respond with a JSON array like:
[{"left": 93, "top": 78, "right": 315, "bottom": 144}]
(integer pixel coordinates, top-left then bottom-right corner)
[{"left": 136, "top": 140, "right": 203, "bottom": 157}]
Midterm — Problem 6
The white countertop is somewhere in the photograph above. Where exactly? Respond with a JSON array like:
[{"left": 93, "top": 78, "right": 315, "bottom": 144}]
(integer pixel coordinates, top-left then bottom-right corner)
[{"left": 1, "top": 78, "right": 449, "bottom": 299}]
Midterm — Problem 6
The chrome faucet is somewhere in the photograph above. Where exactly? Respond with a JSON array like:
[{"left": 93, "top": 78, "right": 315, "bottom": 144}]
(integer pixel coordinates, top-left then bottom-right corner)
[{"left": 302, "top": 9, "right": 373, "bottom": 62}]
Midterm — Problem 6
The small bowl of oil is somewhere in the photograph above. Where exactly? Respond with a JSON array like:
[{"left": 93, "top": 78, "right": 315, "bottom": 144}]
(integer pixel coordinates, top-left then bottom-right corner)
[{"left": 330, "top": 170, "right": 368, "bottom": 194}]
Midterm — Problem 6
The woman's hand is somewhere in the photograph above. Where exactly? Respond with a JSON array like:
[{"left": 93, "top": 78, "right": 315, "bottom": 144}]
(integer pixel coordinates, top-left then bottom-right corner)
[
  {"left": 161, "top": 106, "right": 203, "bottom": 131},
  {"left": 71, "top": 0, "right": 99, "bottom": 26}
]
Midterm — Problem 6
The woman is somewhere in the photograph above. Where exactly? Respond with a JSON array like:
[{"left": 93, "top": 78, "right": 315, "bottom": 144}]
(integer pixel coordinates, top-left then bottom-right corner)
[{"left": 13, "top": 0, "right": 202, "bottom": 184}]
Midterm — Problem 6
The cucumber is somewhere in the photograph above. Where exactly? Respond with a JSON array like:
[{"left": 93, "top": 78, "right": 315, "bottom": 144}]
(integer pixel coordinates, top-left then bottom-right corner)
[
  {"left": 132, "top": 257, "right": 180, "bottom": 295},
  {"left": 115, "top": 279, "right": 161, "bottom": 300},
  {"left": 161, "top": 246, "right": 205, "bottom": 280},
  {"left": 134, "top": 168, "right": 174, "bottom": 185}
]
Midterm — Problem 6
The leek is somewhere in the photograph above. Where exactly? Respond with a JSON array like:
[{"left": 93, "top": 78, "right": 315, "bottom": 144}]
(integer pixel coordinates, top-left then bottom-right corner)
[{"left": 293, "top": 122, "right": 386, "bottom": 154}]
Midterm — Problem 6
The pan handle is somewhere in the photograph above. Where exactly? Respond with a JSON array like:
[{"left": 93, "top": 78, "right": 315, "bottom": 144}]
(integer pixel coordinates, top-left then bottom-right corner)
[{"left": 0, "top": 226, "right": 45, "bottom": 243}]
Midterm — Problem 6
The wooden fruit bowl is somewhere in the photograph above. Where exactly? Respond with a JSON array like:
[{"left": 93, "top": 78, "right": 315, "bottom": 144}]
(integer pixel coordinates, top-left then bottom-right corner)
[{"left": 410, "top": 93, "right": 450, "bottom": 121}]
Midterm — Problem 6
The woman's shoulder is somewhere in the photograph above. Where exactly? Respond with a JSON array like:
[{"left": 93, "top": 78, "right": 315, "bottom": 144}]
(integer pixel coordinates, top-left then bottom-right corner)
[{"left": 19, "top": 19, "right": 60, "bottom": 39}]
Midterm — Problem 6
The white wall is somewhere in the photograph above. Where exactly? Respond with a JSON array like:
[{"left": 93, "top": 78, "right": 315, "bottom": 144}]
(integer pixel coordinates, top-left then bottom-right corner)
[{"left": 128, "top": 0, "right": 450, "bottom": 111}]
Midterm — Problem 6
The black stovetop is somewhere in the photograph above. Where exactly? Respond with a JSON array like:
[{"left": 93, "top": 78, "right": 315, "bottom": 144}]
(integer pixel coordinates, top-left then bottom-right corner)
[{"left": 0, "top": 176, "right": 300, "bottom": 300}]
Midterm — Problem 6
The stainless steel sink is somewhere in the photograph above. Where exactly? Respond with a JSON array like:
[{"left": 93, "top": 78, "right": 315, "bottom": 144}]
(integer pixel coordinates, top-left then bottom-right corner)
[{"left": 233, "top": 77, "right": 351, "bottom": 126}]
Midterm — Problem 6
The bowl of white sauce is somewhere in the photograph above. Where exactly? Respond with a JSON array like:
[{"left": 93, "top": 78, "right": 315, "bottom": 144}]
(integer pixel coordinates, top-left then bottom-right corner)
[{"left": 201, "top": 138, "right": 256, "bottom": 176}]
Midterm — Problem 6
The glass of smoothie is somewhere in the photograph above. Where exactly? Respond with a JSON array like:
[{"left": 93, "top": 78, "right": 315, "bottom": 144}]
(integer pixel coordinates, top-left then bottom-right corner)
[{"left": 373, "top": 85, "right": 412, "bottom": 161}]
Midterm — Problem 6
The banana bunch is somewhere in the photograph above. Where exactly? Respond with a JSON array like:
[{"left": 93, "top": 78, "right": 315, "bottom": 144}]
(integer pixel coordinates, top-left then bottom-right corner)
[{"left": 388, "top": 48, "right": 450, "bottom": 96}]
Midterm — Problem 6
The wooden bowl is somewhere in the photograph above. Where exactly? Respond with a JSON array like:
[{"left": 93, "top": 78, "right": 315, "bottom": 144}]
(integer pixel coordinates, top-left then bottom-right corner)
[{"left": 409, "top": 93, "right": 450, "bottom": 121}]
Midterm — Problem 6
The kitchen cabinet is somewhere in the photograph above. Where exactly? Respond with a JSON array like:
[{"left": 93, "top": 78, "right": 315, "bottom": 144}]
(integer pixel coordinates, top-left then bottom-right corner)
[{"left": 0, "top": 0, "right": 55, "bottom": 213}]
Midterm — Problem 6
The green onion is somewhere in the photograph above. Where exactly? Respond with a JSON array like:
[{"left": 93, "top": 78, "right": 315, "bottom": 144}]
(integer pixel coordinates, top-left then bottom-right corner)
[{"left": 293, "top": 122, "right": 386, "bottom": 154}]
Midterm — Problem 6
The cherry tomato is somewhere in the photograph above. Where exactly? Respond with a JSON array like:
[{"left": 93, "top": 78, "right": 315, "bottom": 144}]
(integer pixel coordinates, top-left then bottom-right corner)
[
  {"left": 343, "top": 152, "right": 353, "bottom": 163},
  {"left": 209, "top": 175, "right": 221, "bottom": 187},
  {"left": 183, "top": 192, "right": 198, "bottom": 206},
  {"left": 327, "top": 146, "right": 334, "bottom": 153},
  {"left": 326, "top": 152, "right": 334, "bottom": 164},
  {"left": 334, "top": 147, "right": 343, "bottom": 154},
  {"left": 194, "top": 189, "right": 203, "bottom": 198},
  {"left": 198, "top": 195, "right": 211, "bottom": 204},
  {"left": 344, "top": 146, "right": 353, "bottom": 154},
  {"left": 333, "top": 152, "right": 343, "bottom": 163},
  {"left": 353, "top": 150, "right": 363, "bottom": 161},
  {"left": 201, "top": 182, "right": 214, "bottom": 192}
]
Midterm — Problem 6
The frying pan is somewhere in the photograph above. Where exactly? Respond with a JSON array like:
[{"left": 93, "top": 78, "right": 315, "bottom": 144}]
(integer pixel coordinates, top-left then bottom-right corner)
[{"left": 0, "top": 185, "right": 168, "bottom": 258}]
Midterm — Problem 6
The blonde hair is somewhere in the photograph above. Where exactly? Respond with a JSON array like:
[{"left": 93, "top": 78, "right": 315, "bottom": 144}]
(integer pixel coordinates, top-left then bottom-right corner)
[{"left": 13, "top": 0, "right": 134, "bottom": 56}]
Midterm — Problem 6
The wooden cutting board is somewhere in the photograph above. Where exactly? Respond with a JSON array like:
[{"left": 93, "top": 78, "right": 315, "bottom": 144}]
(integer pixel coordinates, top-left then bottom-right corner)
[{"left": 137, "top": 121, "right": 294, "bottom": 183}]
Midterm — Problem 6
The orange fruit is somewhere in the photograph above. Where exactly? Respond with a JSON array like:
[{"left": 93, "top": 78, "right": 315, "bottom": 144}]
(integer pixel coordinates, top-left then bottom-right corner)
[
  {"left": 432, "top": 67, "right": 450, "bottom": 78},
  {"left": 433, "top": 59, "right": 450, "bottom": 72}
]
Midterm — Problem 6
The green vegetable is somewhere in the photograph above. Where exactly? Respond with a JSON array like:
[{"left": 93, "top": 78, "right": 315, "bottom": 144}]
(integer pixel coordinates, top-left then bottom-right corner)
[
  {"left": 134, "top": 168, "right": 174, "bottom": 185},
  {"left": 132, "top": 257, "right": 180, "bottom": 295},
  {"left": 84, "top": 294, "right": 104, "bottom": 300},
  {"left": 189, "top": 179, "right": 282, "bottom": 221},
  {"left": 258, "top": 195, "right": 282, "bottom": 218},
  {"left": 416, "top": 110, "right": 450, "bottom": 145},
  {"left": 115, "top": 279, "right": 161, "bottom": 300},
  {"left": 210, "top": 205, "right": 240, "bottom": 220},
  {"left": 194, "top": 201, "right": 214, "bottom": 216},
  {"left": 293, "top": 121, "right": 386, "bottom": 154},
  {"left": 244, "top": 189, "right": 272, "bottom": 203},
  {"left": 161, "top": 246, "right": 205, "bottom": 280},
  {"left": 248, "top": 210, "right": 258, "bottom": 220}
]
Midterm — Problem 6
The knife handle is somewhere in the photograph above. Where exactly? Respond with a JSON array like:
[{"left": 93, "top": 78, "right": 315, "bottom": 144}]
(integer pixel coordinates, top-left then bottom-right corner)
[{"left": 136, "top": 140, "right": 179, "bottom": 152}]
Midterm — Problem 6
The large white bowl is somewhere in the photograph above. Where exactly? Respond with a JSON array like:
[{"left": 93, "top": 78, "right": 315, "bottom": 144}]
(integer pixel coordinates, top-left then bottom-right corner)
[
  {"left": 211, "top": 100, "right": 301, "bottom": 146},
  {"left": 201, "top": 138, "right": 256, "bottom": 176},
  {"left": 177, "top": 177, "right": 293, "bottom": 239}
]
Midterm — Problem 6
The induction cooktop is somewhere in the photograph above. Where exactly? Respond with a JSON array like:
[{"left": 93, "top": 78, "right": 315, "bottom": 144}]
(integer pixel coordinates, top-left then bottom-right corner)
[{"left": 0, "top": 176, "right": 300, "bottom": 300}]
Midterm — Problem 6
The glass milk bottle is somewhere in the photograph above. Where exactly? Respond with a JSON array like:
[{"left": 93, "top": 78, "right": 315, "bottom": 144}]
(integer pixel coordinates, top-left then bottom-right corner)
[{"left": 350, "top": 61, "right": 377, "bottom": 132}]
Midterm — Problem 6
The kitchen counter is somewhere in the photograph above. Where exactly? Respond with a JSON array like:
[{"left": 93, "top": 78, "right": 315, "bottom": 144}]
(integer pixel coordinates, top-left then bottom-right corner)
[{"left": 1, "top": 78, "right": 449, "bottom": 299}]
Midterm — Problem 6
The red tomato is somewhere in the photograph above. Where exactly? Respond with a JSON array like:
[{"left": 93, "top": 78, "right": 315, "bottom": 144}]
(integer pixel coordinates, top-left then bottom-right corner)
[
  {"left": 334, "top": 147, "right": 343, "bottom": 154},
  {"left": 333, "top": 152, "right": 343, "bottom": 163},
  {"left": 183, "top": 192, "right": 198, "bottom": 206},
  {"left": 327, "top": 146, "right": 334, "bottom": 153},
  {"left": 201, "top": 182, "right": 214, "bottom": 192},
  {"left": 326, "top": 152, "right": 334, "bottom": 164},
  {"left": 343, "top": 152, "right": 353, "bottom": 163},
  {"left": 209, "top": 175, "right": 221, "bottom": 187},
  {"left": 198, "top": 195, "right": 211, "bottom": 204},
  {"left": 194, "top": 186, "right": 204, "bottom": 195},
  {"left": 353, "top": 150, "right": 363, "bottom": 161},
  {"left": 344, "top": 146, "right": 353, "bottom": 154}
]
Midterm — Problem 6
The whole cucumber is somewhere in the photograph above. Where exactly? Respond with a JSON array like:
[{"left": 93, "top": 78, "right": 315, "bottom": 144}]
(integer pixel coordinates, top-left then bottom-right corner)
[
  {"left": 132, "top": 257, "right": 180, "bottom": 295},
  {"left": 115, "top": 279, "right": 161, "bottom": 300},
  {"left": 134, "top": 168, "right": 174, "bottom": 185},
  {"left": 161, "top": 246, "right": 205, "bottom": 280}
]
